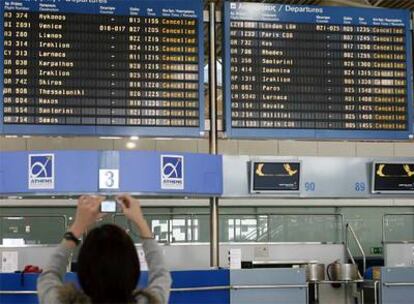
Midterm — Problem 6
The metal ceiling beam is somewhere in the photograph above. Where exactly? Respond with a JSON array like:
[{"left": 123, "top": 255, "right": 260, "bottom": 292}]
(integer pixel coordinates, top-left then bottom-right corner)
[
  {"left": 386, "top": 0, "right": 400, "bottom": 8},
  {"left": 371, "top": 0, "right": 385, "bottom": 6},
  {"left": 318, "top": 0, "right": 371, "bottom": 7},
  {"left": 400, "top": 0, "right": 414, "bottom": 9},
  {"left": 393, "top": 0, "right": 406, "bottom": 8},
  {"left": 204, "top": 0, "right": 413, "bottom": 15},
  {"left": 379, "top": 0, "right": 413, "bottom": 9}
]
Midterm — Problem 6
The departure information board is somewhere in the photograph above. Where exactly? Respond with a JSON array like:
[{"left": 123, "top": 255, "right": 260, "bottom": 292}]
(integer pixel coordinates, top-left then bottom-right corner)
[
  {"left": 0, "top": 0, "right": 204, "bottom": 136},
  {"left": 223, "top": 3, "right": 413, "bottom": 139}
]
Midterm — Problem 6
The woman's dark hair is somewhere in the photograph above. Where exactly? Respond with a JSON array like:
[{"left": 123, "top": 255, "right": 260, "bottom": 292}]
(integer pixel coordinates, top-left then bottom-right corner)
[{"left": 77, "top": 224, "right": 140, "bottom": 303}]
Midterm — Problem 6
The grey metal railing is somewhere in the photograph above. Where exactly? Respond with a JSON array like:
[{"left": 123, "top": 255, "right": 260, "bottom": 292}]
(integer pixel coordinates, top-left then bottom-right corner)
[
  {"left": 0, "top": 283, "right": 308, "bottom": 295},
  {"left": 0, "top": 291, "right": 38, "bottom": 295},
  {"left": 345, "top": 223, "right": 366, "bottom": 304},
  {"left": 374, "top": 280, "right": 380, "bottom": 304},
  {"left": 346, "top": 223, "right": 366, "bottom": 276}
]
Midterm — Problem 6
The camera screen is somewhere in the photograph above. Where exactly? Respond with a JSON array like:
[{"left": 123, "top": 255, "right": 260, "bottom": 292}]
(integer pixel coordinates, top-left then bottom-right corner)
[{"left": 101, "top": 200, "right": 117, "bottom": 213}]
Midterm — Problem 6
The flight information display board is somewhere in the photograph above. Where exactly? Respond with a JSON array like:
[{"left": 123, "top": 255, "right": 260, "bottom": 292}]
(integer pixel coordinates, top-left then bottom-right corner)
[
  {"left": 0, "top": 0, "right": 204, "bottom": 137},
  {"left": 223, "top": 3, "right": 414, "bottom": 139}
]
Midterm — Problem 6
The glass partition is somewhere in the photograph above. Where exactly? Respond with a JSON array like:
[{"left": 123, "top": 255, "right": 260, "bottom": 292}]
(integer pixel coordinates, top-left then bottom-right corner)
[
  {"left": 383, "top": 213, "right": 414, "bottom": 242},
  {"left": 220, "top": 215, "right": 268, "bottom": 242},
  {"left": 0, "top": 215, "right": 66, "bottom": 245},
  {"left": 5, "top": 206, "right": 412, "bottom": 249},
  {"left": 222, "top": 214, "right": 343, "bottom": 243},
  {"left": 113, "top": 213, "right": 209, "bottom": 244}
]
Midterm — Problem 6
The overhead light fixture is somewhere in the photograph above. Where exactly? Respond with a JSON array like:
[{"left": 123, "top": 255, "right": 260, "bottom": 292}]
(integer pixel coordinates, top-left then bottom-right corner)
[
  {"left": 99, "top": 136, "right": 122, "bottom": 140},
  {"left": 126, "top": 141, "right": 136, "bottom": 149},
  {"left": 154, "top": 137, "right": 174, "bottom": 140}
]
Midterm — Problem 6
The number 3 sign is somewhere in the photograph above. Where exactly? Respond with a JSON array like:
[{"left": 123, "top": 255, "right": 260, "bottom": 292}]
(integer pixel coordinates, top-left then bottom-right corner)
[{"left": 99, "top": 169, "right": 119, "bottom": 189}]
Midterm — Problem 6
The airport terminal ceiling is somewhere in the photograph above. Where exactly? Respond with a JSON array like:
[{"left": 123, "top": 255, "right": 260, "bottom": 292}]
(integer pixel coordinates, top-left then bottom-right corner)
[
  {"left": 205, "top": 0, "right": 414, "bottom": 10},
  {"left": 205, "top": 0, "right": 414, "bottom": 56},
  {"left": 1, "top": 4, "right": 414, "bottom": 299}
]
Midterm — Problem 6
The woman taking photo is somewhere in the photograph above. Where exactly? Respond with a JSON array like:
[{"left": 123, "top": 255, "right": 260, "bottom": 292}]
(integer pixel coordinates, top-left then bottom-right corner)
[{"left": 37, "top": 195, "right": 171, "bottom": 304}]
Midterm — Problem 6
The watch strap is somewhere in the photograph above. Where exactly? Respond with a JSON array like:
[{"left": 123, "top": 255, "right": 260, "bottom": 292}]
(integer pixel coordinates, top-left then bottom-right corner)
[{"left": 63, "top": 231, "right": 81, "bottom": 246}]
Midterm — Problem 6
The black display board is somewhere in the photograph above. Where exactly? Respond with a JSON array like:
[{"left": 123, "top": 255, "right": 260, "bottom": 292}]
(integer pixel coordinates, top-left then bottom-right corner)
[
  {"left": 223, "top": 3, "right": 414, "bottom": 140},
  {"left": 250, "top": 161, "right": 301, "bottom": 193},
  {"left": 1, "top": 0, "right": 205, "bottom": 137},
  {"left": 372, "top": 162, "right": 414, "bottom": 193}
]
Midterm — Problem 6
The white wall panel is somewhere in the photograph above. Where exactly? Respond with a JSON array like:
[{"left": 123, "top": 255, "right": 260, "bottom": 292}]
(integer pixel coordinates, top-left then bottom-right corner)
[
  {"left": 356, "top": 142, "right": 394, "bottom": 157},
  {"left": 317, "top": 142, "right": 356, "bottom": 157},
  {"left": 238, "top": 140, "right": 278, "bottom": 156},
  {"left": 0, "top": 137, "right": 27, "bottom": 151},
  {"left": 279, "top": 141, "right": 318, "bottom": 156},
  {"left": 394, "top": 143, "right": 414, "bottom": 157}
]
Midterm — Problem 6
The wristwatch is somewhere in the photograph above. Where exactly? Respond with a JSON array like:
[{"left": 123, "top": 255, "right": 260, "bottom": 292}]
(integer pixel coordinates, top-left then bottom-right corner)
[{"left": 63, "top": 231, "right": 81, "bottom": 246}]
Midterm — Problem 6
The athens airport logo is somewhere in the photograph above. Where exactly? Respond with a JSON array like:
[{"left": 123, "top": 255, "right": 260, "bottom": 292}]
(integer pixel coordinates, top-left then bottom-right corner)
[
  {"left": 28, "top": 154, "right": 55, "bottom": 190},
  {"left": 161, "top": 155, "right": 184, "bottom": 190}
]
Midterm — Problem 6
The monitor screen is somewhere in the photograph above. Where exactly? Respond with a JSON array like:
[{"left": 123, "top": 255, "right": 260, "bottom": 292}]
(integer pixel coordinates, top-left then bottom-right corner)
[
  {"left": 251, "top": 161, "right": 300, "bottom": 193},
  {"left": 372, "top": 162, "right": 414, "bottom": 193}
]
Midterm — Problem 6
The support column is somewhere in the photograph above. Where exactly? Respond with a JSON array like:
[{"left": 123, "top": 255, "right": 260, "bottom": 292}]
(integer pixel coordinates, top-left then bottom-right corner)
[{"left": 208, "top": 1, "right": 219, "bottom": 268}]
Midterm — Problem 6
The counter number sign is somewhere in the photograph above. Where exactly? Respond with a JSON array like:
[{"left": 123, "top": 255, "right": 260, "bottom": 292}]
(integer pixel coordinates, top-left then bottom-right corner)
[{"left": 99, "top": 169, "right": 119, "bottom": 190}]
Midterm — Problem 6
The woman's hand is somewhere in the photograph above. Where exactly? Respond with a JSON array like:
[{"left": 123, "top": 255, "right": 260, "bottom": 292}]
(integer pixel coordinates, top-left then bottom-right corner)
[
  {"left": 117, "top": 194, "right": 143, "bottom": 223},
  {"left": 70, "top": 195, "right": 104, "bottom": 238},
  {"left": 117, "top": 194, "right": 152, "bottom": 238}
]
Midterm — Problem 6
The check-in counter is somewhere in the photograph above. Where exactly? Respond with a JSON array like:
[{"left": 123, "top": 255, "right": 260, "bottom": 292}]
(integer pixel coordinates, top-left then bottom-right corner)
[
  {"left": 1, "top": 270, "right": 230, "bottom": 304},
  {"left": 363, "top": 267, "right": 414, "bottom": 304},
  {"left": 230, "top": 268, "right": 307, "bottom": 304},
  {"left": 379, "top": 267, "right": 414, "bottom": 304},
  {"left": 0, "top": 269, "right": 308, "bottom": 304}
]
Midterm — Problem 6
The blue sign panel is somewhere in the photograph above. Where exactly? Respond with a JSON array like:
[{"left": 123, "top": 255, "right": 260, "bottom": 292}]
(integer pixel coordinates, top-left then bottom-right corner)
[
  {"left": 0, "top": 151, "right": 99, "bottom": 194},
  {"left": 0, "top": 151, "right": 223, "bottom": 196},
  {"left": 119, "top": 151, "right": 222, "bottom": 195},
  {"left": 223, "top": 3, "right": 413, "bottom": 140},
  {"left": 0, "top": 0, "right": 204, "bottom": 137}
]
